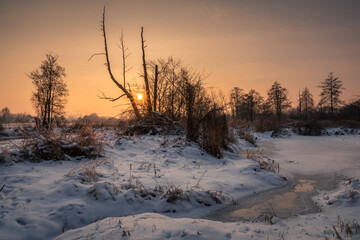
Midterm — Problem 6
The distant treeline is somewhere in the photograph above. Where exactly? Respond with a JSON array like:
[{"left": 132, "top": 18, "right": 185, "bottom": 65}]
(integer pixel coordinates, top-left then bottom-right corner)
[
  {"left": 228, "top": 72, "right": 360, "bottom": 128},
  {"left": 0, "top": 107, "right": 119, "bottom": 128},
  {"left": 0, "top": 107, "right": 34, "bottom": 124}
]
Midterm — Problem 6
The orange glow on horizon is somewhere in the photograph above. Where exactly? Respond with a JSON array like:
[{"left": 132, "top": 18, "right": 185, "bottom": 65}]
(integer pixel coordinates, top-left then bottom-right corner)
[{"left": 0, "top": 1, "right": 359, "bottom": 117}]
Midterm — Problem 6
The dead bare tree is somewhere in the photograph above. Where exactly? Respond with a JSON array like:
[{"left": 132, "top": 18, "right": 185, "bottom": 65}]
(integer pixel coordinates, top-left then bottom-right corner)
[
  {"left": 96, "top": 7, "right": 140, "bottom": 118},
  {"left": 118, "top": 30, "right": 133, "bottom": 88},
  {"left": 141, "top": 27, "right": 152, "bottom": 115},
  {"left": 153, "top": 65, "right": 158, "bottom": 111}
]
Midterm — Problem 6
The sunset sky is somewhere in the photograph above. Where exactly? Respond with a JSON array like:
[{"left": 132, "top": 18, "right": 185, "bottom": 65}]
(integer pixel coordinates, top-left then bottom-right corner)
[{"left": 1, "top": 0, "right": 360, "bottom": 117}]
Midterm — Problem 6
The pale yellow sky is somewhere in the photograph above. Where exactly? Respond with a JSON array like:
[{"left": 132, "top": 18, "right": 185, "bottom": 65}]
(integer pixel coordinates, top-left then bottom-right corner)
[{"left": 1, "top": 0, "right": 359, "bottom": 117}]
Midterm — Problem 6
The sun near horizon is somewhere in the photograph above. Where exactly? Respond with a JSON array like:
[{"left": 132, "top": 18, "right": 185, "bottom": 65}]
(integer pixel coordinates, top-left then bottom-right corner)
[{"left": 1, "top": 0, "right": 360, "bottom": 117}]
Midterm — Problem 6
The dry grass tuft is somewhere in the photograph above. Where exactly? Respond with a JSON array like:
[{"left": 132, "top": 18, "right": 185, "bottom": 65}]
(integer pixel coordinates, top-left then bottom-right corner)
[
  {"left": 262, "top": 204, "right": 277, "bottom": 225},
  {"left": 237, "top": 129, "right": 257, "bottom": 146},
  {"left": 205, "top": 190, "right": 238, "bottom": 205},
  {"left": 257, "top": 157, "right": 280, "bottom": 174},
  {"left": 164, "top": 185, "right": 185, "bottom": 203},
  {"left": 0, "top": 147, "right": 10, "bottom": 164},
  {"left": 330, "top": 216, "right": 360, "bottom": 239},
  {"left": 347, "top": 188, "right": 359, "bottom": 200},
  {"left": 67, "top": 160, "right": 109, "bottom": 183},
  {"left": 245, "top": 148, "right": 263, "bottom": 160},
  {"left": 245, "top": 149, "right": 280, "bottom": 173}
]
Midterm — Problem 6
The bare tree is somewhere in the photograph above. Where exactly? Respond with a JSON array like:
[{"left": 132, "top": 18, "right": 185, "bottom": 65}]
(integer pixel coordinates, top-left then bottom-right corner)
[
  {"left": 148, "top": 57, "right": 184, "bottom": 119},
  {"left": 98, "top": 7, "right": 140, "bottom": 118},
  {"left": 153, "top": 64, "right": 158, "bottom": 111},
  {"left": 318, "top": 72, "right": 344, "bottom": 116},
  {"left": 141, "top": 27, "right": 152, "bottom": 115},
  {"left": 267, "top": 81, "right": 291, "bottom": 119},
  {"left": 28, "top": 53, "right": 68, "bottom": 127},
  {"left": 177, "top": 69, "right": 211, "bottom": 141},
  {"left": 0, "top": 107, "right": 11, "bottom": 123},
  {"left": 148, "top": 58, "right": 170, "bottom": 113}
]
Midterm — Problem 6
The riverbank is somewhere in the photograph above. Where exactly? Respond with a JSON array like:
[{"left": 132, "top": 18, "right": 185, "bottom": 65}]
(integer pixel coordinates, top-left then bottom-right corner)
[{"left": 1, "top": 133, "right": 359, "bottom": 239}]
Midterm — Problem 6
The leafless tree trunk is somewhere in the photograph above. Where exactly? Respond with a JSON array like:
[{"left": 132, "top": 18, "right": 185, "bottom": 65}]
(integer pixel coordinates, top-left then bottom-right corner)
[
  {"left": 141, "top": 27, "right": 152, "bottom": 115},
  {"left": 153, "top": 65, "right": 158, "bottom": 112},
  {"left": 101, "top": 7, "right": 140, "bottom": 119},
  {"left": 298, "top": 90, "right": 302, "bottom": 118}
]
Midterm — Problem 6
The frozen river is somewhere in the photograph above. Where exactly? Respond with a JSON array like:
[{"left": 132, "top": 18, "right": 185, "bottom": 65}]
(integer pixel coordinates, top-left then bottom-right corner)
[{"left": 260, "top": 135, "right": 360, "bottom": 178}]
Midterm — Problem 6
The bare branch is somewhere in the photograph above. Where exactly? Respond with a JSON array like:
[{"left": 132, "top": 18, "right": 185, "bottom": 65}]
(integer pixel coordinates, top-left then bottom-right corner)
[
  {"left": 113, "top": 103, "right": 131, "bottom": 108},
  {"left": 125, "top": 66, "right": 133, "bottom": 72},
  {"left": 88, "top": 53, "right": 105, "bottom": 62},
  {"left": 97, "top": 91, "right": 126, "bottom": 102}
]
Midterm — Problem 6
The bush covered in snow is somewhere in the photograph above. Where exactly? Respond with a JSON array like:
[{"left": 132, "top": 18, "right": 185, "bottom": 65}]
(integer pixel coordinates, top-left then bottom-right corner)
[
  {"left": 124, "top": 113, "right": 182, "bottom": 136},
  {"left": 236, "top": 127, "right": 257, "bottom": 146},
  {"left": 20, "top": 126, "right": 103, "bottom": 161},
  {"left": 294, "top": 120, "right": 324, "bottom": 136}
]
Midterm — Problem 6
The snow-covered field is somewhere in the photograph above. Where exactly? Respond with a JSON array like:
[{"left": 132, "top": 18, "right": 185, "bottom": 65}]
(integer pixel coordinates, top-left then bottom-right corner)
[{"left": 0, "top": 131, "right": 359, "bottom": 239}]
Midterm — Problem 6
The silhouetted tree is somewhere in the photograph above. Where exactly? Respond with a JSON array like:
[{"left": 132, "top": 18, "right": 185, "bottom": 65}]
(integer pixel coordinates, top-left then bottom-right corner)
[
  {"left": 98, "top": 7, "right": 140, "bottom": 118},
  {"left": 148, "top": 57, "right": 186, "bottom": 120},
  {"left": 141, "top": 27, "right": 153, "bottom": 115},
  {"left": 318, "top": 72, "right": 344, "bottom": 116},
  {"left": 0, "top": 108, "right": 11, "bottom": 123},
  {"left": 242, "top": 89, "right": 263, "bottom": 122},
  {"left": 267, "top": 81, "right": 291, "bottom": 119},
  {"left": 299, "top": 87, "right": 314, "bottom": 120},
  {"left": 339, "top": 98, "right": 360, "bottom": 121},
  {"left": 28, "top": 53, "right": 68, "bottom": 127},
  {"left": 229, "top": 87, "right": 244, "bottom": 119},
  {"left": 178, "top": 69, "right": 209, "bottom": 141}
]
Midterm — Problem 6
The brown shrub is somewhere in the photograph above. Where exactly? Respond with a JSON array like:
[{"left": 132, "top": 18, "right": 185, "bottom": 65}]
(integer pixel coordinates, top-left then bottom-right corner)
[
  {"left": 0, "top": 147, "right": 10, "bottom": 164},
  {"left": 67, "top": 160, "right": 107, "bottom": 183},
  {"left": 124, "top": 113, "right": 181, "bottom": 136},
  {"left": 254, "top": 117, "right": 280, "bottom": 132},
  {"left": 164, "top": 185, "right": 185, "bottom": 203},
  {"left": 20, "top": 126, "right": 103, "bottom": 161},
  {"left": 63, "top": 126, "right": 103, "bottom": 158},
  {"left": 295, "top": 120, "right": 323, "bottom": 136},
  {"left": 20, "top": 129, "right": 64, "bottom": 161},
  {"left": 198, "top": 111, "right": 228, "bottom": 158}
]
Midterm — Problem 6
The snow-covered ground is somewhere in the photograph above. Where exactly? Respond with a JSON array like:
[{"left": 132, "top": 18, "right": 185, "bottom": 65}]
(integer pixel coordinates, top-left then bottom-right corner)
[
  {"left": 1, "top": 131, "right": 359, "bottom": 239},
  {"left": 0, "top": 133, "right": 284, "bottom": 239}
]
